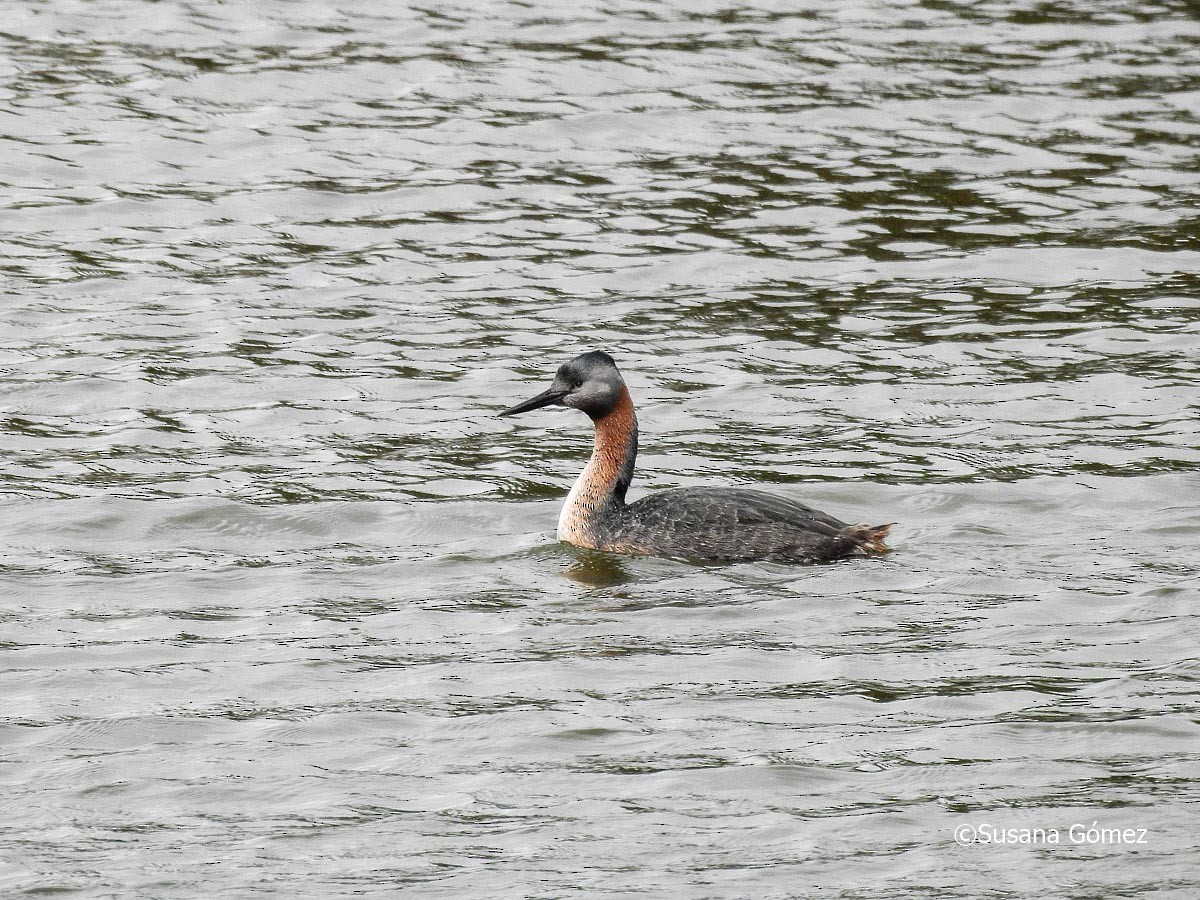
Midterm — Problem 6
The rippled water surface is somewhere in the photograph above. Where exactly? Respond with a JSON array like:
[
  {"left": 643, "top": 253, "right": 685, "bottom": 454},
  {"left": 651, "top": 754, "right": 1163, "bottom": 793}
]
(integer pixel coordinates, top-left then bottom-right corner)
[{"left": 3, "top": 1, "right": 1200, "bottom": 897}]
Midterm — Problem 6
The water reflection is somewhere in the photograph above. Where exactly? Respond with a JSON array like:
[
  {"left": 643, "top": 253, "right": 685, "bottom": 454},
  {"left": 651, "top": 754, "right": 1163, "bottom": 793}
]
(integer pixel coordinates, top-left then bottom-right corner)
[{"left": 562, "top": 547, "right": 634, "bottom": 588}]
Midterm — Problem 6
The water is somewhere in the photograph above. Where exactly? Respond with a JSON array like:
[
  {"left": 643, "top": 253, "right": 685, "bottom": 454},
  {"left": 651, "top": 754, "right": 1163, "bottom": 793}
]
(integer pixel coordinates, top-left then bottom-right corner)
[{"left": 2, "top": 1, "right": 1199, "bottom": 896}]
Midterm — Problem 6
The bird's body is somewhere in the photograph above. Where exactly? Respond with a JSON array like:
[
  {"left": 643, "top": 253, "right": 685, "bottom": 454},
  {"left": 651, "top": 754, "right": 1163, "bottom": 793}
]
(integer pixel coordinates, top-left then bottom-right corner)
[{"left": 501, "top": 351, "right": 892, "bottom": 564}]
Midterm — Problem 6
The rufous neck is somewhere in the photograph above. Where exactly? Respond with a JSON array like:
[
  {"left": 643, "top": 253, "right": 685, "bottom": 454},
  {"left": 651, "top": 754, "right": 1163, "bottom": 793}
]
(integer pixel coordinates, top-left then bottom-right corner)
[
  {"left": 557, "top": 387, "right": 639, "bottom": 545},
  {"left": 587, "top": 386, "right": 638, "bottom": 507}
]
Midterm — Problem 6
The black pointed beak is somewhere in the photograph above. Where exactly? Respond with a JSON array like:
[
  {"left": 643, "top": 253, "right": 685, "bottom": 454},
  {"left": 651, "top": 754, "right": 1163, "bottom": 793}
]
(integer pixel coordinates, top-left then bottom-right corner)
[{"left": 498, "top": 385, "right": 568, "bottom": 417}]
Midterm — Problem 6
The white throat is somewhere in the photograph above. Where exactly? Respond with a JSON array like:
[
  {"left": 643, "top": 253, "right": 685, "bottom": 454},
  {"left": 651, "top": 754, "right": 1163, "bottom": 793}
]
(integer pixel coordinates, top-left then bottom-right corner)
[{"left": 557, "top": 460, "right": 596, "bottom": 542}]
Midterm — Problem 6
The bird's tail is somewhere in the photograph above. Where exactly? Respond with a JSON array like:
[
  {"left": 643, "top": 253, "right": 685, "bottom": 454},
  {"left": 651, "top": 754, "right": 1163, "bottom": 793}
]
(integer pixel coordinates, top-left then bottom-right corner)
[{"left": 842, "top": 522, "right": 893, "bottom": 555}]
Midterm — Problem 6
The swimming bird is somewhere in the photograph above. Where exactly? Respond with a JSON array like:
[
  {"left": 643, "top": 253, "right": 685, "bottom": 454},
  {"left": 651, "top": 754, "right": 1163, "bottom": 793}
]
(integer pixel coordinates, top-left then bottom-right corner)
[{"left": 500, "top": 351, "right": 892, "bottom": 563}]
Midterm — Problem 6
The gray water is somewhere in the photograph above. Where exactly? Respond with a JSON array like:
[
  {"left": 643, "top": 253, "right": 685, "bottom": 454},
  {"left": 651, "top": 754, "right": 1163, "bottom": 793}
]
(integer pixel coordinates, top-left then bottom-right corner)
[{"left": 3, "top": 1, "right": 1199, "bottom": 897}]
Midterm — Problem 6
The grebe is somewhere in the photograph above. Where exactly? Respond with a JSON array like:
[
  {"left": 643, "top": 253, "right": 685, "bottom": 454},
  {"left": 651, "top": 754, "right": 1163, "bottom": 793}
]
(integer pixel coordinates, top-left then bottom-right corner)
[{"left": 500, "top": 351, "right": 892, "bottom": 563}]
